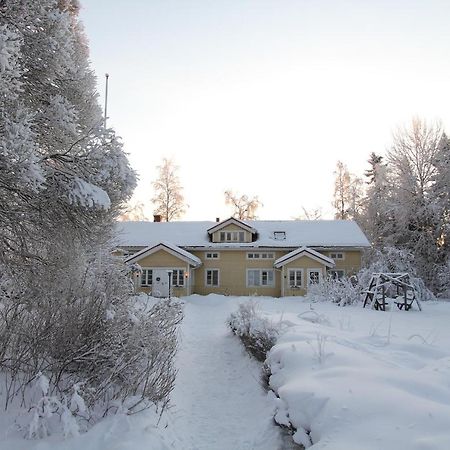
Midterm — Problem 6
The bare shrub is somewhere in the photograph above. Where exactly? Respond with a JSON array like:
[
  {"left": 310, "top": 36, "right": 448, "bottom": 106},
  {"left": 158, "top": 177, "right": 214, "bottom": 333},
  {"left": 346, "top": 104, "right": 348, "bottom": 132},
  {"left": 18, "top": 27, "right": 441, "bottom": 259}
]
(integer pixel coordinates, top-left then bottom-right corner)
[
  {"left": 0, "top": 247, "right": 183, "bottom": 433},
  {"left": 228, "top": 301, "right": 279, "bottom": 362},
  {"left": 306, "top": 277, "right": 361, "bottom": 306}
]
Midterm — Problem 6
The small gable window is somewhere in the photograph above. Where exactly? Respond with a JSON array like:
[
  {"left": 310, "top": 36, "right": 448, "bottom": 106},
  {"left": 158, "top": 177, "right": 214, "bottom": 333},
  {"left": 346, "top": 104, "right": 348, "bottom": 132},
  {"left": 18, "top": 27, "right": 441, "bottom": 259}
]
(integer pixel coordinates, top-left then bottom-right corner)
[
  {"left": 219, "top": 231, "right": 245, "bottom": 242},
  {"left": 273, "top": 231, "right": 286, "bottom": 240},
  {"left": 330, "top": 252, "right": 344, "bottom": 260},
  {"left": 206, "top": 252, "right": 219, "bottom": 259}
]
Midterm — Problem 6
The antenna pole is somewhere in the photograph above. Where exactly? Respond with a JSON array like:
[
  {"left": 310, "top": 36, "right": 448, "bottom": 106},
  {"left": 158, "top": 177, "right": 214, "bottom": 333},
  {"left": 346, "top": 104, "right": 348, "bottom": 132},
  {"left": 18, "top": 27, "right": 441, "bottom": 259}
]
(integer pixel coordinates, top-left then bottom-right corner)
[{"left": 104, "top": 73, "right": 109, "bottom": 128}]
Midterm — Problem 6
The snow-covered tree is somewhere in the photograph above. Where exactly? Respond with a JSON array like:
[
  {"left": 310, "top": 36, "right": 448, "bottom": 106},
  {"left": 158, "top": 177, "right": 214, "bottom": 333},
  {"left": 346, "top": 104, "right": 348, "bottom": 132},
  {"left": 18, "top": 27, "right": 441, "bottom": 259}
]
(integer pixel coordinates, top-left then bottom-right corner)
[
  {"left": 332, "top": 161, "right": 363, "bottom": 220},
  {"left": 0, "top": 0, "right": 181, "bottom": 429},
  {"left": 118, "top": 200, "right": 149, "bottom": 221},
  {"left": 224, "top": 190, "right": 262, "bottom": 220},
  {"left": 152, "top": 158, "right": 186, "bottom": 221}
]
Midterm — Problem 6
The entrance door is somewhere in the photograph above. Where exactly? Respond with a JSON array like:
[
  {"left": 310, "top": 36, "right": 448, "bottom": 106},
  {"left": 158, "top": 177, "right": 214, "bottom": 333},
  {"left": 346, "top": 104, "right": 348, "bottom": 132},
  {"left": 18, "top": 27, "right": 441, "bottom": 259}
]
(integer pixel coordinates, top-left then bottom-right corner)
[{"left": 152, "top": 269, "right": 172, "bottom": 298}]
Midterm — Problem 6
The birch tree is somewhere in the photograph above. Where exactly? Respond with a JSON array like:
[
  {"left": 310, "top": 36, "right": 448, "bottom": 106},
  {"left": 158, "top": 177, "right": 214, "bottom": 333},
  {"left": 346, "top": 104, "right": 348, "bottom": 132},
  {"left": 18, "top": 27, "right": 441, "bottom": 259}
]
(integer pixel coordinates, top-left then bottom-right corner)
[
  {"left": 224, "top": 190, "right": 262, "bottom": 220},
  {"left": 152, "top": 158, "right": 186, "bottom": 221},
  {"left": 332, "top": 161, "right": 363, "bottom": 220}
]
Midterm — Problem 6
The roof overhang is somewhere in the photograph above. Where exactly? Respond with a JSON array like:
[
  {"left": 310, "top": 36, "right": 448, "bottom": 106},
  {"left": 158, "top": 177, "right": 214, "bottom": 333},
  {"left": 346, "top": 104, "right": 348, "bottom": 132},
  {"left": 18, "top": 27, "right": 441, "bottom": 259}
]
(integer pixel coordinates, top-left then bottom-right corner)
[
  {"left": 124, "top": 242, "right": 202, "bottom": 267},
  {"left": 274, "top": 246, "right": 335, "bottom": 268},
  {"left": 207, "top": 217, "right": 257, "bottom": 235}
]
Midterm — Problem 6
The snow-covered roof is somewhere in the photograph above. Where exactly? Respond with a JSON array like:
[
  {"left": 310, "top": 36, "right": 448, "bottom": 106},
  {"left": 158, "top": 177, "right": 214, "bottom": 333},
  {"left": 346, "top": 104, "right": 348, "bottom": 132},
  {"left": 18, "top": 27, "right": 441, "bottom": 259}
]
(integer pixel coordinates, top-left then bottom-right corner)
[
  {"left": 274, "top": 247, "right": 335, "bottom": 268},
  {"left": 124, "top": 242, "right": 202, "bottom": 267},
  {"left": 116, "top": 220, "right": 370, "bottom": 249},
  {"left": 207, "top": 217, "right": 257, "bottom": 235}
]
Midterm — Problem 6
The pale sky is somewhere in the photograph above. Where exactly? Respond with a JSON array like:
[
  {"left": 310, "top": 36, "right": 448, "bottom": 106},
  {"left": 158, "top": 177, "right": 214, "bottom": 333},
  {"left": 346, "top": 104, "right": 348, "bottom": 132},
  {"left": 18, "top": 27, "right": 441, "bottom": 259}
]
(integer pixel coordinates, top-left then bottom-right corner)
[{"left": 80, "top": 0, "right": 450, "bottom": 220}]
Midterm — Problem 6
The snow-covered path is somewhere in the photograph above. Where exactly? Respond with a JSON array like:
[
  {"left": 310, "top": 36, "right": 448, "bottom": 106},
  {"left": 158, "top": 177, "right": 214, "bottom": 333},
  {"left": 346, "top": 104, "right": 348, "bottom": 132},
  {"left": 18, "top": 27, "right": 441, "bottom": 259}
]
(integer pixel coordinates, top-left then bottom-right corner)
[{"left": 170, "top": 295, "right": 283, "bottom": 449}]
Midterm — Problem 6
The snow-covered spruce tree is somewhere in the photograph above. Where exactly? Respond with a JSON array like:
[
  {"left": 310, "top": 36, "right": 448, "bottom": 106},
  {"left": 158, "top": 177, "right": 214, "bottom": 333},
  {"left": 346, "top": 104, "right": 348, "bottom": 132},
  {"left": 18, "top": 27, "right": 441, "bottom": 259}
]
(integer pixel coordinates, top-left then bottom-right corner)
[
  {"left": 359, "top": 153, "right": 397, "bottom": 249},
  {"left": 0, "top": 0, "right": 181, "bottom": 429}
]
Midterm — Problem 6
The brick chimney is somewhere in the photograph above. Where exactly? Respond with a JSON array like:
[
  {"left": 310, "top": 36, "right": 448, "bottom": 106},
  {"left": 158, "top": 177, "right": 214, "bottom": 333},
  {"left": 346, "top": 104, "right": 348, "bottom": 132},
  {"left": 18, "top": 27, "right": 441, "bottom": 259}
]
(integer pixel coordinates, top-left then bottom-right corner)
[
  {"left": 153, "top": 214, "right": 161, "bottom": 222},
  {"left": 216, "top": 217, "right": 220, "bottom": 222}
]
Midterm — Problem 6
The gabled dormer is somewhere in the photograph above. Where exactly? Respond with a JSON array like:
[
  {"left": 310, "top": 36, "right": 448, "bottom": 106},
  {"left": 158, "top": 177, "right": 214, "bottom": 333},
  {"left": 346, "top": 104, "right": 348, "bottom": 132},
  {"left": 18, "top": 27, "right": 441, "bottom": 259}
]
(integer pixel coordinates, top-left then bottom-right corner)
[{"left": 207, "top": 217, "right": 256, "bottom": 243}]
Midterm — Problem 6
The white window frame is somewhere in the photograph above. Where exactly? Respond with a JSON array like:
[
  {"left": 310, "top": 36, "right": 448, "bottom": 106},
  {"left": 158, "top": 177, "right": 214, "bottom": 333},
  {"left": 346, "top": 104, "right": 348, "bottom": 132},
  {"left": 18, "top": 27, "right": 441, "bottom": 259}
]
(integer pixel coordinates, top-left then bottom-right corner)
[
  {"left": 246, "top": 269, "right": 275, "bottom": 287},
  {"left": 205, "top": 269, "right": 220, "bottom": 287},
  {"left": 219, "top": 230, "right": 246, "bottom": 242},
  {"left": 247, "top": 252, "right": 275, "bottom": 260},
  {"left": 205, "top": 252, "right": 220, "bottom": 259},
  {"left": 288, "top": 268, "right": 303, "bottom": 288},
  {"left": 328, "top": 269, "right": 345, "bottom": 280},
  {"left": 171, "top": 269, "right": 185, "bottom": 287},
  {"left": 140, "top": 268, "right": 153, "bottom": 286},
  {"left": 273, "top": 231, "right": 286, "bottom": 240},
  {"left": 330, "top": 252, "right": 345, "bottom": 260},
  {"left": 307, "top": 269, "right": 322, "bottom": 285}
]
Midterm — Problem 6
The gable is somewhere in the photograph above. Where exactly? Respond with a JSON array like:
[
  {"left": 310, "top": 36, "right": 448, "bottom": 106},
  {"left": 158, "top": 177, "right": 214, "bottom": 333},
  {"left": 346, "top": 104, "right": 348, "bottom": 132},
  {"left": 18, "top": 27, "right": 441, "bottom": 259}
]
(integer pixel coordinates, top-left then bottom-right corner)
[
  {"left": 207, "top": 217, "right": 256, "bottom": 235},
  {"left": 274, "top": 247, "right": 335, "bottom": 268},
  {"left": 125, "top": 243, "right": 201, "bottom": 267}
]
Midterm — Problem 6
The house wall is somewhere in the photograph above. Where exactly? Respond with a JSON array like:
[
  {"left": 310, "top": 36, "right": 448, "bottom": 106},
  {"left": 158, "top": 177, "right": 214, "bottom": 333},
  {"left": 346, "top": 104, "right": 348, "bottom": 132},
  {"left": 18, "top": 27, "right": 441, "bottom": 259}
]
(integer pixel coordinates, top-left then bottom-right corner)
[
  {"left": 136, "top": 249, "right": 189, "bottom": 297},
  {"left": 211, "top": 224, "right": 253, "bottom": 243},
  {"left": 191, "top": 250, "right": 283, "bottom": 297},
  {"left": 129, "top": 247, "right": 364, "bottom": 298},
  {"left": 323, "top": 250, "right": 362, "bottom": 276},
  {"left": 282, "top": 256, "right": 327, "bottom": 297}
]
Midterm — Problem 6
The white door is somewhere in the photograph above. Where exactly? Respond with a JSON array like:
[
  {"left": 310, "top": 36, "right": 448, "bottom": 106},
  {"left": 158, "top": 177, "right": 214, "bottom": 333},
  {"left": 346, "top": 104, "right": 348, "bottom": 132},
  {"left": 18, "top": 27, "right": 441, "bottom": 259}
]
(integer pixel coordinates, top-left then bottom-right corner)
[{"left": 152, "top": 269, "right": 172, "bottom": 298}]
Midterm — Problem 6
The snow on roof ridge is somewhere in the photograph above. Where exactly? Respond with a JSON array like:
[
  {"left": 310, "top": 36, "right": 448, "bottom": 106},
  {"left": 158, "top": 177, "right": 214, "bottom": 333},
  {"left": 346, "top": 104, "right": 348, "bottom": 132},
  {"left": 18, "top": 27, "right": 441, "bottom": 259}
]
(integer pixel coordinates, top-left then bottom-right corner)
[
  {"left": 116, "top": 220, "right": 370, "bottom": 248},
  {"left": 274, "top": 246, "right": 335, "bottom": 268}
]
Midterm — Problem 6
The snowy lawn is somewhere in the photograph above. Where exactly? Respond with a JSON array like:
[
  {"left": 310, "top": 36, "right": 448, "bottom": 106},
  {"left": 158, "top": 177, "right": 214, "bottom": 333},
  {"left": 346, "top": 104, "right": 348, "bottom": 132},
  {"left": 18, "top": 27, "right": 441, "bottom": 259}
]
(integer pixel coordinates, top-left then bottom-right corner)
[
  {"left": 2, "top": 295, "right": 450, "bottom": 449},
  {"left": 256, "top": 297, "right": 450, "bottom": 449}
]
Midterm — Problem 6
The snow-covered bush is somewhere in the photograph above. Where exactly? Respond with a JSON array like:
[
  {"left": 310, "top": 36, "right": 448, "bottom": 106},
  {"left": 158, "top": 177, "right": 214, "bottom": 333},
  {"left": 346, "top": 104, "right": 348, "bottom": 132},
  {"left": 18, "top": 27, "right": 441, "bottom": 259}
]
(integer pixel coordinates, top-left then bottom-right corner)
[
  {"left": 306, "top": 277, "right": 361, "bottom": 306},
  {"left": 0, "top": 249, "right": 183, "bottom": 433},
  {"left": 228, "top": 301, "right": 279, "bottom": 362},
  {"left": 361, "top": 247, "right": 435, "bottom": 301}
]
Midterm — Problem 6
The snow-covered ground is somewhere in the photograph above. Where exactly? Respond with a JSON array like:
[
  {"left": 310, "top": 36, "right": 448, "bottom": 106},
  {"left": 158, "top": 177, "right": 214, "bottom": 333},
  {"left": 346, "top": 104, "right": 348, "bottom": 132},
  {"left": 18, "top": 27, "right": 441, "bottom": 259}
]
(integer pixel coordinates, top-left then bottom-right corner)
[{"left": 2, "top": 295, "right": 450, "bottom": 449}]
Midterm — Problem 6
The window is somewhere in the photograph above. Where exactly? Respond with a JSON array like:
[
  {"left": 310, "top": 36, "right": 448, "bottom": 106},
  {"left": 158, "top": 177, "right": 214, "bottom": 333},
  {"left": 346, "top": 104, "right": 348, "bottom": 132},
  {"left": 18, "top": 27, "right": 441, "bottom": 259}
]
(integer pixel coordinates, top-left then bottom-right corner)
[
  {"left": 206, "top": 252, "right": 219, "bottom": 259},
  {"left": 308, "top": 269, "right": 321, "bottom": 285},
  {"left": 247, "top": 269, "right": 275, "bottom": 287},
  {"left": 206, "top": 269, "right": 220, "bottom": 287},
  {"left": 328, "top": 269, "right": 345, "bottom": 280},
  {"left": 330, "top": 252, "right": 344, "bottom": 260},
  {"left": 247, "top": 252, "right": 275, "bottom": 260},
  {"left": 273, "top": 231, "right": 286, "bottom": 240},
  {"left": 141, "top": 269, "right": 153, "bottom": 286},
  {"left": 288, "top": 269, "right": 303, "bottom": 288},
  {"left": 171, "top": 269, "right": 185, "bottom": 287},
  {"left": 219, "top": 231, "right": 246, "bottom": 242}
]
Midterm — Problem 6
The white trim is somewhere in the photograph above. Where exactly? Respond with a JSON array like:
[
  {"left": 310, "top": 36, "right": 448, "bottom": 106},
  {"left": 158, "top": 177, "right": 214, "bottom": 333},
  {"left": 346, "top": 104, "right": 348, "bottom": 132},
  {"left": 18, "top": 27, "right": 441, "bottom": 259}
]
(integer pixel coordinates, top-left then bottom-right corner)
[
  {"left": 330, "top": 252, "right": 345, "bottom": 261},
  {"left": 246, "top": 269, "right": 275, "bottom": 288},
  {"left": 205, "top": 268, "right": 220, "bottom": 287},
  {"left": 287, "top": 268, "right": 304, "bottom": 288},
  {"left": 140, "top": 266, "right": 186, "bottom": 288},
  {"left": 247, "top": 252, "right": 275, "bottom": 260},
  {"left": 205, "top": 251, "right": 220, "bottom": 259},
  {"left": 328, "top": 269, "right": 346, "bottom": 280},
  {"left": 307, "top": 268, "right": 323, "bottom": 285},
  {"left": 274, "top": 247, "right": 335, "bottom": 268},
  {"left": 125, "top": 242, "right": 201, "bottom": 267},
  {"left": 207, "top": 217, "right": 256, "bottom": 235}
]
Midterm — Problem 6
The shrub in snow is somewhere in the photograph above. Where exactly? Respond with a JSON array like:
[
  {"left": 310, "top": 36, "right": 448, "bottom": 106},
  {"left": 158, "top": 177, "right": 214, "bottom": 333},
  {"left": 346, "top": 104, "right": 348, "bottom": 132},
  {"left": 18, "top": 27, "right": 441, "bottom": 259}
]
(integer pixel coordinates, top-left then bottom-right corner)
[
  {"left": 360, "top": 247, "right": 435, "bottom": 301},
  {"left": 228, "top": 301, "right": 279, "bottom": 362},
  {"left": 306, "top": 277, "right": 361, "bottom": 306},
  {"left": 0, "top": 252, "right": 183, "bottom": 435}
]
